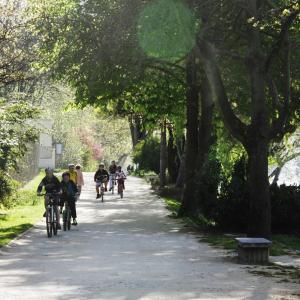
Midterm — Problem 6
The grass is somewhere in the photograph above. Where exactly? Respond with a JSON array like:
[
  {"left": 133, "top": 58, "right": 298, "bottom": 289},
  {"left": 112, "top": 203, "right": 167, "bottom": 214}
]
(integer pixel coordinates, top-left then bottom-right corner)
[
  {"left": 163, "top": 197, "right": 300, "bottom": 257},
  {"left": 0, "top": 172, "right": 45, "bottom": 247}
]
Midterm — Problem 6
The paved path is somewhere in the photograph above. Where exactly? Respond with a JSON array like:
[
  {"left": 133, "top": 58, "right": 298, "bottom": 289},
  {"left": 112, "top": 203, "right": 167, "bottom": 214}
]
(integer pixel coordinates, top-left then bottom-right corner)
[{"left": 0, "top": 174, "right": 299, "bottom": 300}]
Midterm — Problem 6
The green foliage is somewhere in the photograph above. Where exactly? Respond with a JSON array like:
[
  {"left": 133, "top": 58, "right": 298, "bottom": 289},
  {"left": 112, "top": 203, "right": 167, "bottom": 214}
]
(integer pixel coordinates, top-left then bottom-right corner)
[
  {"left": 133, "top": 136, "right": 160, "bottom": 174},
  {"left": 0, "top": 172, "right": 44, "bottom": 246},
  {"left": 0, "top": 101, "right": 39, "bottom": 172},
  {"left": 216, "top": 157, "right": 249, "bottom": 232}
]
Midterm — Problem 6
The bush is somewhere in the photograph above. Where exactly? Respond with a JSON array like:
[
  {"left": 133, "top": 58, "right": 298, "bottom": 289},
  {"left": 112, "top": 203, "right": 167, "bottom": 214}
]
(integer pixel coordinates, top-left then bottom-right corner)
[
  {"left": 215, "top": 156, "right": 249, "bottom": 232},
  {"left": 133, "top": 136, "right": 160, "bottom": 174},
  {"left": 0, "top": 172, "right": 17, "bottom": 207},
  {"left": 205, "top": 156, "right": 300, "bottom": 234},
  {"left": 196, "top": 157, "right": 222, "bottom": 220},
  {"left": 270, "top": 184, "right": 300, "bottom": 234}
]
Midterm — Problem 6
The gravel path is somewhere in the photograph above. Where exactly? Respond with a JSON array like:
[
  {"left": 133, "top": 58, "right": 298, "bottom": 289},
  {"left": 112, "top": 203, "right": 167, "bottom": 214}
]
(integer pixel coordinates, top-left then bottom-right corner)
[{"left": 0, "top": 173, "right": 299, "bottom": 300}]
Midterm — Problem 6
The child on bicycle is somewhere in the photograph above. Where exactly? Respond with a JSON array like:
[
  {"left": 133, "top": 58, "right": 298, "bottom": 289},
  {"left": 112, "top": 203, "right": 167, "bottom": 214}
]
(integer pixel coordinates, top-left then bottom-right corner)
[
  {"left": 60, "top": 172, "right": 78, "bottom": 226},
  {"left": 116, "top": 166, "right": 126, "bottom": 191},
  {"left": 94, "top": 164, "right": 109, "bottom": 198}
]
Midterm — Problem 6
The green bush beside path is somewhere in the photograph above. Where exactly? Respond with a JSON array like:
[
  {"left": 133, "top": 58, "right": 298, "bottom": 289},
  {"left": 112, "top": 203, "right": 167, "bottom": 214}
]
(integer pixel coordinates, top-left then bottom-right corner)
[{"left": 0, "top": 172, "right": 44, "bottom": 247}]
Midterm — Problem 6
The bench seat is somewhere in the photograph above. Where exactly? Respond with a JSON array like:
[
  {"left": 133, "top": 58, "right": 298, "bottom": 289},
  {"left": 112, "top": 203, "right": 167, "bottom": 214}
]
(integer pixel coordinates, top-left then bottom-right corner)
[{"left": 235, "top": 238, "right": 272, "bottom": 264}]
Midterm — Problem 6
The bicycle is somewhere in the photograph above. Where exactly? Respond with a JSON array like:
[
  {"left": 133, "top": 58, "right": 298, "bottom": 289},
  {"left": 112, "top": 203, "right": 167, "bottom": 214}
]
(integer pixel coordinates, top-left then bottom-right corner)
[
  {"left": 39, "top": 193, "right": 60, "bottom": 238},
  {"left": 110, "top": 174, "right": 116, "bottom": 195},
  {"left": 96, "top": 176, "right": 108, "bottom": 202},
  {"left": 117, "top": 178, "right": 125, "bottom": 199}
]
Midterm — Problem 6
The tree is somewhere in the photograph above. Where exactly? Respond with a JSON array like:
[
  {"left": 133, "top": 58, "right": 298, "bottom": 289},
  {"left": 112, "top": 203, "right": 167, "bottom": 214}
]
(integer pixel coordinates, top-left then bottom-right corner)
[{"left": 195, "top": 0, "right": 300, "bottom": 237}]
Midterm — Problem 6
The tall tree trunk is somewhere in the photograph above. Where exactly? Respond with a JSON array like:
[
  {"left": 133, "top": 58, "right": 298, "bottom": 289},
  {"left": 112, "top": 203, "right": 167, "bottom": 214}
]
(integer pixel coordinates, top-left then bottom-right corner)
[
  {"left": 197, "top": 76, "right": 214, "bottom": 170},
  {"left": 167, "top": 126, "right": 178, "bottom": 184},
  {"left": 128, "top": 115, "right": 147, "bottom": 148},
  {"left": 179, "top": 53, "right": 199, "bottom": 216},
  {"left": 246, "top": 140, "right": 271, "bottom": 238},
  {"left": 160, "top": 120, "right": 167, "bottom": 188}
]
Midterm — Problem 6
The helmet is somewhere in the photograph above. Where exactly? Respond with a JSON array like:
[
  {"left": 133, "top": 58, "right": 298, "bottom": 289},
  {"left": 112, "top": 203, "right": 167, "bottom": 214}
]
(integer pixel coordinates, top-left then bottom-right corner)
[
  {"left": 99, "top": 163, "right": 104, "bottom": 167},
  {"left": 68, "top": 164, "right": 75, "bottom": 168},
  {"left": 45, "top": 167, "right": 54, "bottom": 173}
]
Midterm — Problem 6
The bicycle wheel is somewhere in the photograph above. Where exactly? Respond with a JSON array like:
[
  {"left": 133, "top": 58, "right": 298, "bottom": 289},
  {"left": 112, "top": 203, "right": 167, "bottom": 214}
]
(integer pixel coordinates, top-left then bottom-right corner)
[
  {"left": 101, "top": 192, "right": 104, "bottom": 202},
  {"left": 53, "top": 206, "right": 58, "bottom": 236},
  {"left": 63, "top": 209, "right": 67, "bottom": 231},
  {"left": 120, "top": 190, "right": 123, "bottom": 199},
  {"left": 46, "top": 207, "right": 52, "bottom": 238},
  {"left": 67, "top": 209, "right": 71, "bottom": 230}
]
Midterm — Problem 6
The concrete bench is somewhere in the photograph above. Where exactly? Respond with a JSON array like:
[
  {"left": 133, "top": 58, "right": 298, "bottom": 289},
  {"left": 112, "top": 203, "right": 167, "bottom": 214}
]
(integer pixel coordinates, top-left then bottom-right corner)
[{"left": 235, "top": 238, "right": 272, "bottom": 264}]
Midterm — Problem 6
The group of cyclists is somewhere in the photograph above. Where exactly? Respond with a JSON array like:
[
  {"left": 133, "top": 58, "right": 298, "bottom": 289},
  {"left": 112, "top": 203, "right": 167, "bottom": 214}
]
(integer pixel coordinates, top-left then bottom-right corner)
[
  {"left": 94, "top": 161, "right": 126, "bottom": 199},
  {"left": 36, "top": 161, "right": 127, "bottom": 233}
]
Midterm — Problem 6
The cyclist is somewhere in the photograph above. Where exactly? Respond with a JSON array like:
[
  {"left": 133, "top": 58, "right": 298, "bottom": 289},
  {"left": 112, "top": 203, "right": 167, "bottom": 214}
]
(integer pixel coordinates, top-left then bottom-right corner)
[
  {"left": 75, "top": 164, "right": 84, "bottom": 196},
  {"left": 37, "top": 167, "right": 61, "bottom": 229},
  {"left": 60, "top": 172, "right": 78, "bottom": 226},
  {"left": 116, "top": 166, "right": 126, "bottom": 192},
  {"left": 68, "top": 164, "right": 78, "bottom": 185},
  {"left": 108, "top": 160, "right": 117, "bottom": 191},
  {"left": 94, "top": 164, "right": 109, "bottom": 199}
]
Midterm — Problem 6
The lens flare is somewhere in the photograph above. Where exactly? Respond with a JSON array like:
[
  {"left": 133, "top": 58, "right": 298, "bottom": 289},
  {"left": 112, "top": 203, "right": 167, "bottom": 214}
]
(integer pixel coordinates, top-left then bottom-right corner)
[{"left": 138, "top": 0, "right": 197, "bottom": 62}]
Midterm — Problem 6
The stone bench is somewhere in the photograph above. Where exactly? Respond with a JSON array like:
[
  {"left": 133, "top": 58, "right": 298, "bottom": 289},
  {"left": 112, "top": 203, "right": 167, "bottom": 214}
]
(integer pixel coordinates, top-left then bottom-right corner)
[{"left": 235, "top": 238, "right": 272, "bottom": 264}]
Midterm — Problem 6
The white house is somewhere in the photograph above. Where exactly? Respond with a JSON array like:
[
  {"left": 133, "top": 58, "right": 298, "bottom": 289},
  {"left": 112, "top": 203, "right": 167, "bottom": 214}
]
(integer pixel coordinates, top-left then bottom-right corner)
[{"left": 37, "top": 119, "right": 56, "bottom": 169}]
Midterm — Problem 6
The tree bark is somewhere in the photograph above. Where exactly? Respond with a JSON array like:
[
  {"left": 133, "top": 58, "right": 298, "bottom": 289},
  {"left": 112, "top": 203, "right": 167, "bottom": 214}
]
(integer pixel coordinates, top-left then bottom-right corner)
[
  {"left": 128, "top": 115, "right": 147, "bottom": 148},
  {"left": 167, "top": 126, "right": 179, "bottom": 183},
  {"left": 159, "top": 120, "right": 167, "bottom": 188},
  {"left": 197, "top": 75, "right": 214, "bottom": 170},
  {"left": 179, "top": 52, "right": 199, "bottom": 216},
  {"left": 246, "top": 141, "right": 271, "bottom": 238}
]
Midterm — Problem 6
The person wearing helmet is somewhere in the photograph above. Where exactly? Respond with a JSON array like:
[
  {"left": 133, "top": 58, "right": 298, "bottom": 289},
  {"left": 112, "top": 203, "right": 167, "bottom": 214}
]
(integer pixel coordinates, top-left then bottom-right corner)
[
  {"left": 94, "top": 164, "right": 109, "bottom": 198},
  {"left": 60, "top": 172, "right": 78, "bottom": 226},
  {"left": 37, "top": 168, "right": 61, "bottom": 229},
  {"left": 68, "top": 164, "right": 78, "bottom": 185}
]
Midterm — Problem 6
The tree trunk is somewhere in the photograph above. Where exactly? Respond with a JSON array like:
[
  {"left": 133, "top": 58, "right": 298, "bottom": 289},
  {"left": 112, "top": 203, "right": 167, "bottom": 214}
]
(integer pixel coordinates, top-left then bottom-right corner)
[
  {"left": 159, "top": 120, "right": 167, "bottom": 188},
  {"left": 246, "top": 141, "right": 271, "bottom": 238},
  {"left": 176, "top": 152, "right": 185, "bottom": 188},
  {"left": 179, "top": 53, "right": 199, "bottom": 216},
  {"left": 197, "top": 76, "right": 214, "bottom": 170},
  {"left": 128, "top": 115, "right": 147, "bottom": 148},
  {"left": 167, "top": 126, "right": 179, "bottom": 183}
]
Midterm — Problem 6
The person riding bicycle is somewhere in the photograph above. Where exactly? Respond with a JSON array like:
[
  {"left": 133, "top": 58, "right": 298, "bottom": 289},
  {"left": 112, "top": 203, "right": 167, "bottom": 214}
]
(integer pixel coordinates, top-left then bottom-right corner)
[
  {"left": 116, "top": 166, "right": 126, "bottom": 191},
  {"left": 68, "top": 164, "right": 78, "bottom": 185},
  {"left": 108, "top": 160, "right": 117, "bottom": 191},
  {"left": 94, "top": 164, "right": 109, "bottom": 199},
  {"left": 60, "top": 172, "right": 78, "bottom": 226},
  {"left": 37, "top": 167, "right": 61, "bottom": 229}
]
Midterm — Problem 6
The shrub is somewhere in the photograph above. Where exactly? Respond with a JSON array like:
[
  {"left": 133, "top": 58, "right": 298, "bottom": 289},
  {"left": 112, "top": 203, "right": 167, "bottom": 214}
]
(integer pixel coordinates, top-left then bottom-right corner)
[
  {"left": 196, "top": 157, "right": 222, "bottom": 220},
  {"left": 133, "top": 136, "right": 160, "bottom": 174},
  {"left": 0, "top": 172, "right": 19, "bottom": 208},
  {"left": 270, "top": 184, "right": 300, "bottom": 234},
  {"left": 215, "top": 156, "right": 249, "bottom": 232}
]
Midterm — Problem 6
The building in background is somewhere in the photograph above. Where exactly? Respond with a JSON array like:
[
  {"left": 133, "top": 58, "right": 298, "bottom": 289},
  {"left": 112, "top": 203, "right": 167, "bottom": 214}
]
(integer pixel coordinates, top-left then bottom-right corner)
[{"left": 38, "top": 119, "right": 56, "bottom": 169}]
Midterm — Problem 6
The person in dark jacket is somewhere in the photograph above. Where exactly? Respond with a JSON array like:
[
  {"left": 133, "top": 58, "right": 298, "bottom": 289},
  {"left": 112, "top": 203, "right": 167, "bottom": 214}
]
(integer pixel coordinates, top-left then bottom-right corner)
[
  {"left": 61, "top": 172, "right": 78, "bottom": 226},
  {"left": 94, "top": 164, "right": 109, "bottom": 198},
  {"left": 108, "top": 160, "right": 117, "bottom": 191},
  {"left": 37, "top": 168, "right": 61, "bottom": 229}
]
